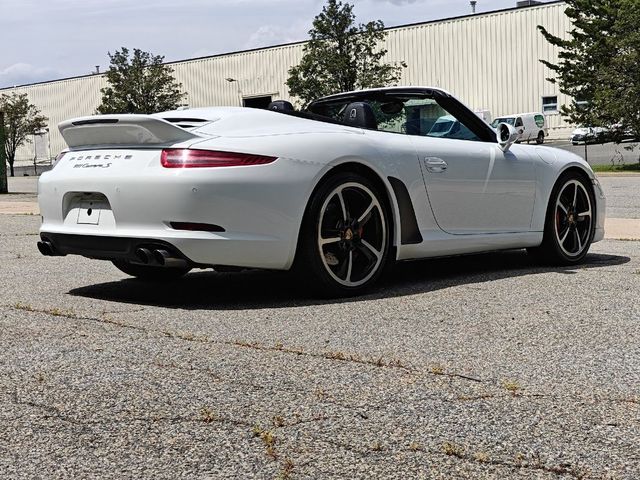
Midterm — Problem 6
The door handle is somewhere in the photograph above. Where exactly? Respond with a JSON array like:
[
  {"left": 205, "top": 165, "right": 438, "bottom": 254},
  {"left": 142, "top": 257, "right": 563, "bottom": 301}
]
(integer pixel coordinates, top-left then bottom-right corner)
[{"left": 424, "top": 157, "right": 448, "bottom": 173}]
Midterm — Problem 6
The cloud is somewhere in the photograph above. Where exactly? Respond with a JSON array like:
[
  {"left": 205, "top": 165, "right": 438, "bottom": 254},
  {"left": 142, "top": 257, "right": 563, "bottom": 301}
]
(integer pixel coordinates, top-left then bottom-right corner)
[
  {"left": 0, "top": 63, "right": 64, "bottom": 88},
  {"left": 244, "top": 23, "right": 310, "bottom": 50},
  {"left": 366, "top": 0, "right": 425, "bottom": 4}
]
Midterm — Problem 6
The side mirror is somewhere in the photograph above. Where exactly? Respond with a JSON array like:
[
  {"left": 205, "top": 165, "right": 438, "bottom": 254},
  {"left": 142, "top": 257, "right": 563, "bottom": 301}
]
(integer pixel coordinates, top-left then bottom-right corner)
[{"left": 497, "top": 122, "right": 519, "bottom": 152}]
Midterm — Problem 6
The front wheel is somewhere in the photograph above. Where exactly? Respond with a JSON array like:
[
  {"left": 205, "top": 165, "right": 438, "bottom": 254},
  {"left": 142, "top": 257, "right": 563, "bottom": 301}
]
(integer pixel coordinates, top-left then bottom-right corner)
[
  {"left": 295, "top": 172, "right": 391, "bottom": 297},
  {"left": 527, "top": 172, "right": 595, "bottom": 265},
  {"left": 112, "top": 260, "right": 191, "bottom": 281}
]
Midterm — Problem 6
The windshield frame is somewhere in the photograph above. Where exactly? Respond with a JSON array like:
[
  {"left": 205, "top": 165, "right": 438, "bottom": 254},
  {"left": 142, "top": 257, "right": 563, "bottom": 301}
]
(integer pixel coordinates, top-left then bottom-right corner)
[{"left": 306, "top": 88, "right": 498, "bottom": 143}]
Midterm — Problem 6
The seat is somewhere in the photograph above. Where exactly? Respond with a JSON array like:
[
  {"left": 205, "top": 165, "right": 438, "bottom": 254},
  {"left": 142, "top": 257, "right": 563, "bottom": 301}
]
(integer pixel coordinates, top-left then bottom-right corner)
[
  {"left": 342, "top": 102, "right": 378, "bottom": 130},
  {"left": 268, "top": 100, "right": 294, "bottom": 112}
]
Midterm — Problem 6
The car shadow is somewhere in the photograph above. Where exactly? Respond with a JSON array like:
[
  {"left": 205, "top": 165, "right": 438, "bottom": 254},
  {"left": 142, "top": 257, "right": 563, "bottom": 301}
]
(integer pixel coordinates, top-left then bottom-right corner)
[{"left": 68, "top": 250, "right": 630, "bottom": 311}]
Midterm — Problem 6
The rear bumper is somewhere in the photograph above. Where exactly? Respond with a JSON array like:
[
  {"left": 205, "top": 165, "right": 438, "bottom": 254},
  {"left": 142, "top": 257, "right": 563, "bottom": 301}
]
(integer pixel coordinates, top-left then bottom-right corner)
[
  {"left": 38, "top": 229, "right": 289, "bottom": 269},
  {"left": 38, "top": 152, "right": 319, "bottom": 270},
  {"left": 39, "top": 232, "right": 194, "bottom": 264}
]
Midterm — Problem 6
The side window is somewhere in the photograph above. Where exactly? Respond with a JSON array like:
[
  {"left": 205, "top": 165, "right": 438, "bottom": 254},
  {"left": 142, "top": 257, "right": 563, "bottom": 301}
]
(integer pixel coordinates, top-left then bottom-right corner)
[
  {"left": 388, "top": 98, "right": 481, "bottom": 141},
  {"left": 542, "top": 96, "right": 558, "bottom": 113},
  {"left": 515, "top": 117, "right": 523, "bottom": 127}
]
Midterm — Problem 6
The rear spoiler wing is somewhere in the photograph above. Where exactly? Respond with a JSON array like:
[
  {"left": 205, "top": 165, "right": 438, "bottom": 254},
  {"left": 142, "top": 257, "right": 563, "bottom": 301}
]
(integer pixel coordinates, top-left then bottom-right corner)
[{"left": 59, "top": 114, "right": 201, "bottom": 149}]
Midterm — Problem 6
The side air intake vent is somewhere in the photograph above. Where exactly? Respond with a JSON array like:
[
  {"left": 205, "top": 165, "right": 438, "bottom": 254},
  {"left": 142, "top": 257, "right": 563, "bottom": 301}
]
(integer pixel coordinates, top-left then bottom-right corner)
[{"left": 162, "top": 118, "right": 209, "bottom": 129}]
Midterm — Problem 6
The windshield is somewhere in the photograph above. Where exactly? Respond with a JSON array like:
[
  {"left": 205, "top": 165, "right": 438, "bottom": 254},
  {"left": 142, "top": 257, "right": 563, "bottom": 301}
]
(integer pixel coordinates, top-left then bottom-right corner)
[
  {"left": 490, "top": 117, "right": 515, "bottom": 128},
  {"left": 428, "top": 117, "right": 455, "bottom": 136},
  {"left": 309, "top": 96, "right": 481, "bottom": 141}
]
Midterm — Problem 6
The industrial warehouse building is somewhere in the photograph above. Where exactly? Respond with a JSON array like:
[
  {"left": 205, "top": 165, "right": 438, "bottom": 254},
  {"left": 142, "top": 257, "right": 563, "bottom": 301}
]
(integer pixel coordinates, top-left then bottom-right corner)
[{"left": 3, "top": 0, "right": 572, "bottom": 164}]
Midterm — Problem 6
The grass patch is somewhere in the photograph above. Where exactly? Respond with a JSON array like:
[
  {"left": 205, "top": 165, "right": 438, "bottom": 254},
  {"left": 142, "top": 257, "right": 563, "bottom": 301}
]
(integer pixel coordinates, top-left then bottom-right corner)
[
  {"left": 277, "top": 458, "right": 295, "bottom": 479},
  {"left": 199, "top": 407, "right": 217, "bottom": 423},
  {"left": 474, "top": 451, "right": 489, "bottom": 463},
  {"left": 442, "top": 441, "right": 465, "bottom": 457},
  {"left": 370, "top": 440, "right": 384, "bottom": 452},
  {"left": 13, "top": 303, "right": 77, "bottom": 318},
  {"left": 253, "top": 424, "right": 277, "bottom": 459},
  {"left": 592, "top": 163, "right": 640, "bottom": 173},
  {"left": 409, "top": 441, "right": 422, "bottom": 452},
  {"left": 502, "top": 379, "right": 522, "bottom": 396}
]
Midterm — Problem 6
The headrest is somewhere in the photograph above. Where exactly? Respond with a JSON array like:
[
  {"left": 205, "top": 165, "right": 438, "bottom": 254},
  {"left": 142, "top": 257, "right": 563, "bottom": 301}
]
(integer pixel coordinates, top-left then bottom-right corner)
[
  {"left": 342, "top": 102, "right": 378, "bottom": 130},
  {"left": 268, "top": 100, "right": 294, "bottom": 112}
]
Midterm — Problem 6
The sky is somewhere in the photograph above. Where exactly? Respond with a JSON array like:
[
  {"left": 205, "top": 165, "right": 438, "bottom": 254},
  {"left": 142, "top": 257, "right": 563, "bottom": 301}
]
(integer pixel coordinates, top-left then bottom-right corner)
[{"left": 0, "top": 0, "right": 556, "bottom": 88}]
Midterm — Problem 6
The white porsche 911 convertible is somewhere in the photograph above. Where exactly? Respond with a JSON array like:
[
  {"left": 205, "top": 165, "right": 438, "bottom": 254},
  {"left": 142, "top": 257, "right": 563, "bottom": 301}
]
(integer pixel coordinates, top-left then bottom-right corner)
[{"left": 37, "top": 87, "right": 606, "bottom": 296}]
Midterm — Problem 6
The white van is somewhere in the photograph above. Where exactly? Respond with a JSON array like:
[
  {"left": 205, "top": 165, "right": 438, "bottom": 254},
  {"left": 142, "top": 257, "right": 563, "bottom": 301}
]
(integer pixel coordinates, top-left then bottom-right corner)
[
  {"left": 490, "top": 112, "right": 548, "bottom": 144},
  {"left": 474, "top": 110, "right": 492, "bottom": 124}
]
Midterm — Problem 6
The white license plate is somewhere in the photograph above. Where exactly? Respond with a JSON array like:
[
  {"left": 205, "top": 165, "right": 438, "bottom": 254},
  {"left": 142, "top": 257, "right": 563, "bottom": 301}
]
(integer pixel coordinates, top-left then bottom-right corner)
[{"left": 77, "top": 201, "right": 102, "bottom": 225}]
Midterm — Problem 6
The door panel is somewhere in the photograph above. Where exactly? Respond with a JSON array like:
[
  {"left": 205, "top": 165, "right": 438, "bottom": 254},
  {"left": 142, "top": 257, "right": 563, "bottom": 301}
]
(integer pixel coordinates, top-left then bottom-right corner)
[{"left": 412, "top": 137, "right": 536, "bottom": 234}]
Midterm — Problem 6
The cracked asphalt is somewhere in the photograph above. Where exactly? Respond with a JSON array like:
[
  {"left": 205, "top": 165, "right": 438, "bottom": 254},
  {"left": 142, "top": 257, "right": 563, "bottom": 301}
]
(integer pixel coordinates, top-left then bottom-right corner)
[{"left": 1, "top": 178, "right": 639, "bottom": 479}]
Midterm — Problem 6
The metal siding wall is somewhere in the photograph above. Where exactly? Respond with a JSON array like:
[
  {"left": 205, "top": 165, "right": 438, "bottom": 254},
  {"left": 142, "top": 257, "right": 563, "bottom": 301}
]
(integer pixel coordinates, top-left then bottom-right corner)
[
  {"left": 173, "top": 43, "right": 304, "bottom": 108},
  {"left": 2, "top": 2, "right": 570, "bottom": 162},
  {"left": 384, "top": 3, "right": 570, "bottom": 133}
]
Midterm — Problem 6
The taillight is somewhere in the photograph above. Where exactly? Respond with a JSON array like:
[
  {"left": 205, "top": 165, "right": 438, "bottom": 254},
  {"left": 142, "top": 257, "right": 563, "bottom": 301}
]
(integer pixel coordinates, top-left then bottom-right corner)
[{"left": 161, "top": 149, "right": 277, "bottom": 168}]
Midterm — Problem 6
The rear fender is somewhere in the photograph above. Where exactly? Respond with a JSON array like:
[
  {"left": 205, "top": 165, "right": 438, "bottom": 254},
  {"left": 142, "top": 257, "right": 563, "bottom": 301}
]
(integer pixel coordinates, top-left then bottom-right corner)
[{"left": 304, "top": 157, "right": 404, "bottom": 255}]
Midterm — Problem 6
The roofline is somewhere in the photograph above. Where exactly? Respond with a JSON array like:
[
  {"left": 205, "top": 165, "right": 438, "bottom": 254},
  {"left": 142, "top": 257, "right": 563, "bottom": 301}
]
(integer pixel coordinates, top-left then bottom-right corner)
[
  {"left": 311, "top": 86, "right": 452, "bottom": 103},
  {"left": 0, "top": 0, "right": 565, "bottom": 91},
  {"left": 382, "top": 0, "right": 564, "bottom": 33}
]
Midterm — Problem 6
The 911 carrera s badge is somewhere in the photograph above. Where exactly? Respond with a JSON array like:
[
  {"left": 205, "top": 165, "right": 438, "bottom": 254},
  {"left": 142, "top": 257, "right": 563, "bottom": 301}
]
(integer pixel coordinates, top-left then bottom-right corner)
[{"left": 73, "top": 163, "right": 112, "bottom": 169}]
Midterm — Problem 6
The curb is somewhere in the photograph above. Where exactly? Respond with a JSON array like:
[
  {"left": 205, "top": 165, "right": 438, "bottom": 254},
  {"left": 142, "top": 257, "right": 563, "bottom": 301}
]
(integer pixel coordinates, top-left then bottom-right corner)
[
  {"left": 604, "top": 218, "right": 640, "bottom": 241},
  {"left": 0, "top": 202, "right": 40, "bottom": 215},
  {"left": 595, "top": 172, "right": 640, "bottom": 177}
]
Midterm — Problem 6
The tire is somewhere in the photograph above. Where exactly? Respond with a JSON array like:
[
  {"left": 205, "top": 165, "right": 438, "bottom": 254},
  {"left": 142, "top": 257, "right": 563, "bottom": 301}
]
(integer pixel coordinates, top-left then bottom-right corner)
[
  {"left": 527, "top": 171, "right": 596, "bottom": 265},
  {"left": 536, "top": 131, "right": 545, "bottom": 144},
  {"left": 295, "top": 172, "right": 391, "bottom": 297},
  {"left": 112, "top": 260, "right": 191, "bottom": 281}
]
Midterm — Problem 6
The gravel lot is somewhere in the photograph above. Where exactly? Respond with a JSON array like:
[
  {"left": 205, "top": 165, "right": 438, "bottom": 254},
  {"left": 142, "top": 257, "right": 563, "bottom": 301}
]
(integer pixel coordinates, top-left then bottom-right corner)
[{"left": 0, "top": 177, "right": 639, "bottom": 479}]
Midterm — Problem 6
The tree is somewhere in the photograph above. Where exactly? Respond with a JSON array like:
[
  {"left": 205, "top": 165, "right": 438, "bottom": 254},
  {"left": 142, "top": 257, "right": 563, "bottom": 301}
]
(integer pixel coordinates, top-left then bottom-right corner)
[
  {"left": 286, "top": 0, "right": 406, "bottom": 107},
  {"left": 0, "top": 93, "right": 48, "bottom": 178},
  {"left": 97, "top": 47, "right": 185, "bottom": 114},
  {"left": 0, "top": 112, "right": 7, "bottom": 193},
  {"left": 539, "top": 0, "right": 640, "bottom": 144}
]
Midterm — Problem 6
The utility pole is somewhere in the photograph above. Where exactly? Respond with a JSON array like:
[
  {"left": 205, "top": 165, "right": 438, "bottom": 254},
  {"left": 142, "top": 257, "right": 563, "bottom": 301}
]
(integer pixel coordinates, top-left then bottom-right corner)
[{"left": 0, "top": 112, "right": 7, "bottom": 194}]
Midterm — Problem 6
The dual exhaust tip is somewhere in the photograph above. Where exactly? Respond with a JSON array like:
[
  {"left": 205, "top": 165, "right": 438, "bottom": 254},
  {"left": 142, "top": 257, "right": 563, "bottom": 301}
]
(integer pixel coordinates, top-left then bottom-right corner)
[
  {"left": 135, "top": 247, "right": 188, "bottom": 268},
  {"left": 37, "top": 240, "right": 59, "bottom": 257}
]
